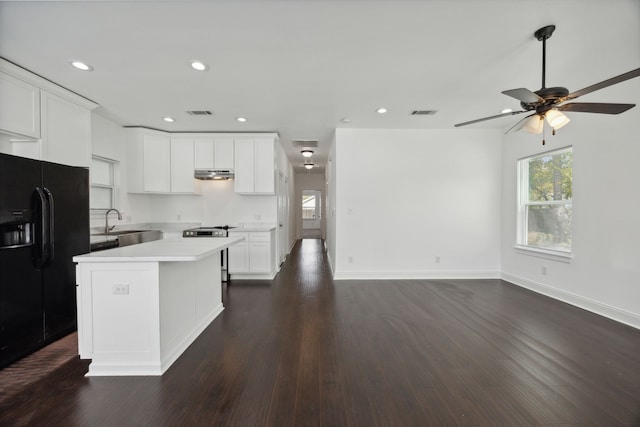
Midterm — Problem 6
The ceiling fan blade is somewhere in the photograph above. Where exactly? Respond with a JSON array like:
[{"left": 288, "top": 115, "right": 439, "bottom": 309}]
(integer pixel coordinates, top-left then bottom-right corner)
[
  {"left": 504, "top": 113, "right": 536, "bottom": 134},
  {"left": 501, "top": 88, "right": 544, "bottom": 104},
  {"left": 558, "top": 102, "right": 636, "bottom": 114},
  {"left": 565, "top": 68, "right": 640, "bottom": 100},
  {"left": 455, "top": 110, "right": 527, "bottom": 127}
]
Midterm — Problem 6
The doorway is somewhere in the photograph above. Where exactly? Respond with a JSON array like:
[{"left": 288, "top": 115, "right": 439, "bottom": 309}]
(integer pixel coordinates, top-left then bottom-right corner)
[{"left": 302, "top": 190, "right": 322, "bottom": 239}]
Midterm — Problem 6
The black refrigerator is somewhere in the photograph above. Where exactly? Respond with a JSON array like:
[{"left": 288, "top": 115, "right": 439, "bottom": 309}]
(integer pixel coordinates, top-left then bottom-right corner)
[{"left": 0, "top": 153, "right": 89, "bottom": 369}]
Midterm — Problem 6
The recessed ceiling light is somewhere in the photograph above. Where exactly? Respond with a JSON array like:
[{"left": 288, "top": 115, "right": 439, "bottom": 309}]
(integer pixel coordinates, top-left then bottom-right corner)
[
  {"left": 70, "top": 61, "right": 93, "bottom": 71},
  {"left": 301, "top": 150, "right": 314, "bottom": 158},
  {"left": 163, "top": 117, "right": 175, "bottom": 123},
  {"left": 236, "top": 117, "right": 247, "bottom": 123},
  {"left": 376, "top": 107, "right": 388, "bottom": 114},
  {"left": 501, "top": 108, "right": 513, "bottom": 114},
  {"left": 190, "top": 61, "right": 208, "bottom": 71}
]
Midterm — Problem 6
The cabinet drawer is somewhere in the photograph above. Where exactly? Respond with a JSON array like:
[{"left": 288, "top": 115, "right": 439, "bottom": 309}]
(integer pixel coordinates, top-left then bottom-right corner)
[{"left": 249, "top": 232, "right": 270, "bottom": 242}]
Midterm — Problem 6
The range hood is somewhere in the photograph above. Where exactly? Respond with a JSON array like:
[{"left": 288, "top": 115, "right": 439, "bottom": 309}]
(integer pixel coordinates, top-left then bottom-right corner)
[{"left": 194, "top": 170, "right": 234, "bottom": 180}]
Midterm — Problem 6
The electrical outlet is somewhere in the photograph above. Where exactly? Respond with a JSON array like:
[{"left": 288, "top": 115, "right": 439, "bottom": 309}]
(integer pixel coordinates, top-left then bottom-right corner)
[
  {"left": 435, "top": 256, "right": 441, "bottom": 264},
  {"left": 113, "top": 284, "right": 129, "bottom": 294},
  {"left": 177, "top": 214, "right": 182, "bottom": 221},
  {"left": 541, "top": 266, "right": 547, "bottom": 276},
  {"left": 348, "top": 256, "right": 353, "bottom": 264}
]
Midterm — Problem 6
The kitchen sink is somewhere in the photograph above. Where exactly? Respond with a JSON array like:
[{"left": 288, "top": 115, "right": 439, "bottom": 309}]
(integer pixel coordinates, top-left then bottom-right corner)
[
  {"left": 90, "top": 230, "right": 163, "bottom": 252},
  {"left": 92, "top": 229, "right": 147, "bottom": 236}
]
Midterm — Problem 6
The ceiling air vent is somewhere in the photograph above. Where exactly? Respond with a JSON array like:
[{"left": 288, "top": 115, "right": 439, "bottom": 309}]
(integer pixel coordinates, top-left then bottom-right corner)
[
  {"left": 292, "top": 139, "right": 318, "bottom": 148},
  {"left": 410, "top": 110, "right": 438, "bottom": 116},
  {"left": 185, "top": 110, "right": 213, "bottom": 116}
]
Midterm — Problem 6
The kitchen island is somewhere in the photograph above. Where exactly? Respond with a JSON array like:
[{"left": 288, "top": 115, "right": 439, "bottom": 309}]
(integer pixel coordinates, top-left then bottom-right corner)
[{"left": 73, "top": 236, "right": 243, "bottom": 376}]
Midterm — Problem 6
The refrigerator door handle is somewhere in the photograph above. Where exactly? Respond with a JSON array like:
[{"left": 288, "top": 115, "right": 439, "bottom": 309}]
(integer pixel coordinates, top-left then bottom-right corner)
[
  {"left": 43, "top": 187, "right": 55, "bottom": 266},
  {"left": 34, "top": 187, "right": 50, "bottom": 269}
]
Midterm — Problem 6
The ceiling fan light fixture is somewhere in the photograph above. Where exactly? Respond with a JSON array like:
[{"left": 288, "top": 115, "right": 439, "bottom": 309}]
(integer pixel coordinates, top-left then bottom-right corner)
[
  {"left": 545, "top": 110, "right": 570, "bottom": 130},
  {"left": 523, "top": 115, "right": 544, "bottom": 134}
]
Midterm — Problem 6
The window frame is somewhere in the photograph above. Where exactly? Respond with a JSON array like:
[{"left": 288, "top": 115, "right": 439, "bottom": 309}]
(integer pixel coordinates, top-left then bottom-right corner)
[
  {"left": 516, "top": 146, "right": 573, "bottom": 261},
  {"left": 90, "top": 155, "right": 118, "bottom": 212}
]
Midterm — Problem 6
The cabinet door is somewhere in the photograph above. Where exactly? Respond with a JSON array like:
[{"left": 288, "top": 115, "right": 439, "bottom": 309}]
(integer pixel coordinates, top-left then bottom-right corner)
[
  {"left": 193, "top": 138, "right": 214, "bottom": 169},
  {"left": 143, "top": 133, "right": 171, "bottom": 192},
  {"left": 228, "top": 241, "right": 250, "bottom": 273},
  {"left": 234, "top": 139, "right": 255, "bottom": 193},
  {"left": 170, "top": 138, "right": 195, "bottom": 193},
  {"left": 41, "top": 91, "right": 91, "bottom": 167},
  {"left": 249, "top": 242, "right": 270, "bottom": 273},
  {"left": 254, "top": 138, "right": 274, "bottom": 194},
  {"left": 214, "top": 138, "right": 234, "bottom": 169},
  {"left": 0, "top": 72, "right": 40, "bottom": 138}
]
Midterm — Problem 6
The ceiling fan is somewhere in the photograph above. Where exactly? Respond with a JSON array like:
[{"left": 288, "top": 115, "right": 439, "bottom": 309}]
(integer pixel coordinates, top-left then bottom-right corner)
[{"left": 455, "top": 25, "right": 640, "bottom": 144}]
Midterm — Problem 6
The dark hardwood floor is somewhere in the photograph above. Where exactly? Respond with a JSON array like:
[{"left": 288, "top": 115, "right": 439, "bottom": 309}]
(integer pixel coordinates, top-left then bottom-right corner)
[{"left": 1, "top": 238, "right": 640, "bottom": 426}]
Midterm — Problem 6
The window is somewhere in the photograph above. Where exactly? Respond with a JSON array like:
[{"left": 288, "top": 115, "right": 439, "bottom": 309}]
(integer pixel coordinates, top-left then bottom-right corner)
[
  {"left": 302, "top": 194, "right": 317, "bottom": 219},
  {"left": 517, "top": 147, "right": 572, "bottom": 254},
  {"left": 90, "top": 156, "right": 116, "bottom": 210}
]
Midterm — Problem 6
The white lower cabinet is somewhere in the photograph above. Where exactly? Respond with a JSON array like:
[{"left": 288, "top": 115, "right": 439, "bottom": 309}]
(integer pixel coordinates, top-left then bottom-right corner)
[{"left": 228, "top": 230, "right": 276, "bottom": 278}]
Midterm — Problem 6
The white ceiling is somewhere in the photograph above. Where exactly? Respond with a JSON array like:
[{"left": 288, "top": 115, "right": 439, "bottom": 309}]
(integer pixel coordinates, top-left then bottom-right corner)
[{"left": 1, "top": 0, "right": 638, "bottom": 171}]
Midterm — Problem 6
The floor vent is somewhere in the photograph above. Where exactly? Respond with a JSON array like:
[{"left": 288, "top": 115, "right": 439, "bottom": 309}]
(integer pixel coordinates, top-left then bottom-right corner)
[
  {"left": 410, "top": 110, "right": 438, "bottom": 116},
  {"left": 185, "top": 110, "right": 213, "bottom": 116}
]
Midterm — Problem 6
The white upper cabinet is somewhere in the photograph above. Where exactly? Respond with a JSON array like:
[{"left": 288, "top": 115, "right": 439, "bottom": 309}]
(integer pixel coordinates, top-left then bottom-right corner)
[
  {"left": 127, "top": 128, "right": 198, "bottom": 194},
  {"left": 0, "top": 71, "right": 40, "bottom": 139},
  {"left": 142, "top": 133, "right": 171, "bottom": 192},
  {"left": 170, "top": 137, "right": 196, "bottom": 193},
  {"left": 214, "top": 138, "right": 234, "bottom": 169},
  {"left": 0, "top": 60, "right": 98, "bottom": 166},
  {"left": 194, "top": 138, "right": 215, "bottom": 169},
  {"left": 193, "top": 137, "right": 234, "bottom": 170},
  {"left": 233, "top": 139, "right": 255, "bottom": 193},
  {"left": 234, "top": 136, "right": 276, "bottom": 194},
  {"left": 40, "top": 90, "right": 92, "bottom": 167}
]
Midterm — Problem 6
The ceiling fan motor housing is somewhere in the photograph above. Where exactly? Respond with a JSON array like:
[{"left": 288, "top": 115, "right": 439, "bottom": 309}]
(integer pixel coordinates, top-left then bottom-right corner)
[{"left": 521, "top": 86, "right": 570, "bottom": 112}]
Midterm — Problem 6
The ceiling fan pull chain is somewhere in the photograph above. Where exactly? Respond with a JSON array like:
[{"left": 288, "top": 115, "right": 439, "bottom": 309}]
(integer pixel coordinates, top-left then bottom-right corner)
[{"left": 542, "top": 124, "right": 546, "bottom": 145}]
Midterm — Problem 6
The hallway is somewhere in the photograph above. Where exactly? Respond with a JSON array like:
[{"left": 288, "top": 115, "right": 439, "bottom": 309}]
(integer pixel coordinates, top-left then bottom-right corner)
[{"left": 1, "top": 239, "right": 640, "bottom": 426}]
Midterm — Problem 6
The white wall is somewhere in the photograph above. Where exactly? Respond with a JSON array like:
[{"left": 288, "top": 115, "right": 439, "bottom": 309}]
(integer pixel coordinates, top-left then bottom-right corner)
[
  {"left": 332, "top": 128, "right": 502, "bottom": 279},
  {"left": 90, "top": 112, "right": 153, "bottom": 229},
  {"left": 500, "top": 79, "right": 640, "bottom": 328},
  {"left": 326, "top": 134, "right": 337, "bottom": 275}
]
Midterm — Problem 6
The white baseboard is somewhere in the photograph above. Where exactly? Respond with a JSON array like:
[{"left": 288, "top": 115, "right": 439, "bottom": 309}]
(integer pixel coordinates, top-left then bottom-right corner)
[
  {"left": 501, "top": 272, "right": 640, "bottom": 330},
  {"left": 333, "top": 270, "right": 500, "bottom": 280}
]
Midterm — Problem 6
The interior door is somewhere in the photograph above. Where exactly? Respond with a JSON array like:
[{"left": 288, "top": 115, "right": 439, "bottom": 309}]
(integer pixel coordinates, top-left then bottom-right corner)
[{"left": 277, "top": 172, "right": 289, "bottom": 264}]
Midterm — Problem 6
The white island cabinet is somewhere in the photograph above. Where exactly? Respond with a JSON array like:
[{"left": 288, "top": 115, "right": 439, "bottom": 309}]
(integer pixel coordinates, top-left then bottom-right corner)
[{"left": 73, "top": 237, "right": 243, "bottom": 376}]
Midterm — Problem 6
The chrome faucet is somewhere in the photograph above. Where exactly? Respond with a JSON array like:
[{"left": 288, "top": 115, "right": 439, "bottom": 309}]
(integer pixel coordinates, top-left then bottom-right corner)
[{"left": 105, "top": 208, "right": 122, "bottom": 234}]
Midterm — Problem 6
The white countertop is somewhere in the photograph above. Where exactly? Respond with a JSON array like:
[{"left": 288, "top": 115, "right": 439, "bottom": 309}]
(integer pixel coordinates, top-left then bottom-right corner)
[
  {"left": 74, "top": 237, "right": 244, "bottom": 263},
  {"left": 229, "top": 226, "right": 276, "bottom": 232}
]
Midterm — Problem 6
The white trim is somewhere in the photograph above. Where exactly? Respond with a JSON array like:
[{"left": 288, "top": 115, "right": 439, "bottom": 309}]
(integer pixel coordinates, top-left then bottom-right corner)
[
  {"left": 513, "top": 245, "right": 573, "bottom": 263},
  {"left": 501, "top": 272, "right": 640, "bottom": 330},
  {"left": 0, "top": 57, "right": 99, "bottom": 110},
  {"left": 333, "top": 270, "right": 500, "bottom": 280}
]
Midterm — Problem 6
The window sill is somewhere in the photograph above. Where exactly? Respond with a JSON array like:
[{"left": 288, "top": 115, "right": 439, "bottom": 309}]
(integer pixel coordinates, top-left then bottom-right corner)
[{"left": 513, "top": 245, "right": 573, "bottom": 263}]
